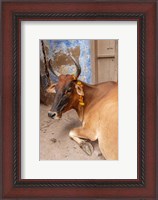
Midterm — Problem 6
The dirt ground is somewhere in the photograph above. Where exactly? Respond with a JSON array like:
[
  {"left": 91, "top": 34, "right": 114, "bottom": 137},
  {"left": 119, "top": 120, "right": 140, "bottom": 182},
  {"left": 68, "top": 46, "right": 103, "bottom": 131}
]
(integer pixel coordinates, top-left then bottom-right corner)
[{"left": 40, "top": 104, "right": 104, "bottom": 160}]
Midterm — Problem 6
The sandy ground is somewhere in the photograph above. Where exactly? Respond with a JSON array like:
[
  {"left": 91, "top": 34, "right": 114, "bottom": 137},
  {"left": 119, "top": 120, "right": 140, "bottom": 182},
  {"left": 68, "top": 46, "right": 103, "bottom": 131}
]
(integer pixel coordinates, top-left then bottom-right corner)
[{"left": 40, "top": 104, "right": 104, "bottom": 160}]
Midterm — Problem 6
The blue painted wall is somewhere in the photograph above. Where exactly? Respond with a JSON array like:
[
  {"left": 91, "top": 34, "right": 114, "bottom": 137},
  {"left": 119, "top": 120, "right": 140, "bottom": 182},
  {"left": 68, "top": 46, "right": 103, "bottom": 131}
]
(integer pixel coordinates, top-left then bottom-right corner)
[{"left": 46, "top": 40, "right": 92, "bottom": 83}]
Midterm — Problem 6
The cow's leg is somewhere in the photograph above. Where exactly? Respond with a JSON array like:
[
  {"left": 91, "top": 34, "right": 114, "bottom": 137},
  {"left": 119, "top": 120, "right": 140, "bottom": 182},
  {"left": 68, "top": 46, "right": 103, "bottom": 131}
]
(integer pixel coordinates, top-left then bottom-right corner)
[{"left": 69, "top": 127, "right": 97, "bottom": 156}]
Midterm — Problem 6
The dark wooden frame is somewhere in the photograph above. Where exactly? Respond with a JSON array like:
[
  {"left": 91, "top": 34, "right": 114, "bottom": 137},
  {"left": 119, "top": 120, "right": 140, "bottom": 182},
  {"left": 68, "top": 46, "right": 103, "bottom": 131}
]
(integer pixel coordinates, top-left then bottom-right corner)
[{"left": 1, "top": 0, "right": 157, "bottom": 199}]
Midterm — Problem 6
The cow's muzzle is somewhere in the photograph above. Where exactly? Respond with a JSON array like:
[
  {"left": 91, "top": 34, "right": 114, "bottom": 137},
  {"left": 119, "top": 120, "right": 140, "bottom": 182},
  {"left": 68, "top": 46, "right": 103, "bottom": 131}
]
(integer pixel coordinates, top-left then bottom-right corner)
[{"left": 48, "top": 111, "right": 60, "bottom": 119}]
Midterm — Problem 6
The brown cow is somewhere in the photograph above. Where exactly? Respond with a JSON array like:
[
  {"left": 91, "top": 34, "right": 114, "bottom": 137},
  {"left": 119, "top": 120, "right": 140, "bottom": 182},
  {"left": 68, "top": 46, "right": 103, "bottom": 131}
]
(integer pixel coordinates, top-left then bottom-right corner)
[{"left": 47, "top": 54, "right": 118, "bottom": 160}]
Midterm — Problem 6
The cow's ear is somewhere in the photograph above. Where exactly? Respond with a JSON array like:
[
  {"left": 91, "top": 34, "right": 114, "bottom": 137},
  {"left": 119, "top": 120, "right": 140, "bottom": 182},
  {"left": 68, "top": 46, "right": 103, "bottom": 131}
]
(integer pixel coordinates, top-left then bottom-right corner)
[
  {"left": 75, "top": 84, "right": 84, "bottom": 96},
  {"left": 46, "top": 84, "right": 56, "bottom": 94}
]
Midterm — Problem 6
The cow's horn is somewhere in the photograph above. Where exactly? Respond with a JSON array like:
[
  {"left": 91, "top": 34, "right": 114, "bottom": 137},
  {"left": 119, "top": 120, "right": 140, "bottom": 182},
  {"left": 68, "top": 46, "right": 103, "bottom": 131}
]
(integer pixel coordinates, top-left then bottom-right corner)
[
  {"left": 68, "top": 53, "right": 81, "bottom": 78},
  {"left": 48, "top": 59, "right": 60, "bottom": 78}
]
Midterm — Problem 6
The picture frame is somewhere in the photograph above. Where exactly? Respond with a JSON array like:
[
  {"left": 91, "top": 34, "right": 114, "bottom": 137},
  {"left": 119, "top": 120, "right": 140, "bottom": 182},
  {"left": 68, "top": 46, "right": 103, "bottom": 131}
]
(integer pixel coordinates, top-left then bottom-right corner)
[{"left": 1, "top": 0, "right": 157, "bottom": 199}]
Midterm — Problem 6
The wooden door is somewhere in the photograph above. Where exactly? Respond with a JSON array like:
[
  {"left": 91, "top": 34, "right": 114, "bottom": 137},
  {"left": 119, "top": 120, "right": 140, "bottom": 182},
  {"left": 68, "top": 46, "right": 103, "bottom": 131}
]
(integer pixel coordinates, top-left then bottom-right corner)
[{"left": 91, "top": 40, "right": 118, "bottom": 84}]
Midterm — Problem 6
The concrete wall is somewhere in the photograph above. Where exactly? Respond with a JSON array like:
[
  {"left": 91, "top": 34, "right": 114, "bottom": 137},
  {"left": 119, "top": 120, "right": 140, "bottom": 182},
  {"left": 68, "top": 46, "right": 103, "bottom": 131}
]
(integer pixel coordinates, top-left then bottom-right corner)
[{"left": 41, "top": 40, "right": 92, "bottom": 83}]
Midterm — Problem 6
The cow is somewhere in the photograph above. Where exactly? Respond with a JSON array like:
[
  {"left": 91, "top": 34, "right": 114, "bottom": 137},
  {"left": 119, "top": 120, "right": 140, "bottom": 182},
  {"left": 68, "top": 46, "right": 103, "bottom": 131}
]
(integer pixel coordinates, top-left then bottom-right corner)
[{"left": 47, "top": 54, "right": 118, "bottom": 160}]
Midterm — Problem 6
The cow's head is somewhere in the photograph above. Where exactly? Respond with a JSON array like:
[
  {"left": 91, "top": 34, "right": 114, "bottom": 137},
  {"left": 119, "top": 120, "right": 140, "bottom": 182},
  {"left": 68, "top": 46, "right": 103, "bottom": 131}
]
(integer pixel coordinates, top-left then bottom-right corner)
[{"left": 47, "top": 54, "right": 84, "bottom": 119}]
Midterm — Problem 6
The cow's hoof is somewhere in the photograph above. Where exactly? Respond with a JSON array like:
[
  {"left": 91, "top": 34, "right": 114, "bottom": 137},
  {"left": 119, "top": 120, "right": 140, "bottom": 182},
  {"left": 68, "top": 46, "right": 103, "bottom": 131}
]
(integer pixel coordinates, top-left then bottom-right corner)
[{"left": 80, "top": 141, "right": 93, "bottom": 156}]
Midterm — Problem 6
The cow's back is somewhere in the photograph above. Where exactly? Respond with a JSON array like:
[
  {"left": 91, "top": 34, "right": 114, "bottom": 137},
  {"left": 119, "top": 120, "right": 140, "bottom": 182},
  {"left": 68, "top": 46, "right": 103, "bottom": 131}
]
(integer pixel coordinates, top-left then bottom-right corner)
[
  {"left": 83, "top": 83, "right": 118, "bottom": 160},
  {"left": 98, "top": 85, "right": 118, "bottom": 160}
]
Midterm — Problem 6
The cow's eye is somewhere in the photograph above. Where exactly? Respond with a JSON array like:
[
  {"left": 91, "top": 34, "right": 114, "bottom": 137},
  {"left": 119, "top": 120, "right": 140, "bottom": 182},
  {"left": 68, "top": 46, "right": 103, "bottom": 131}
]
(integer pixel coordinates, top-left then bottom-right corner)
[{"left": 65, "top": 88, "right": 72, "bottom": 94}]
